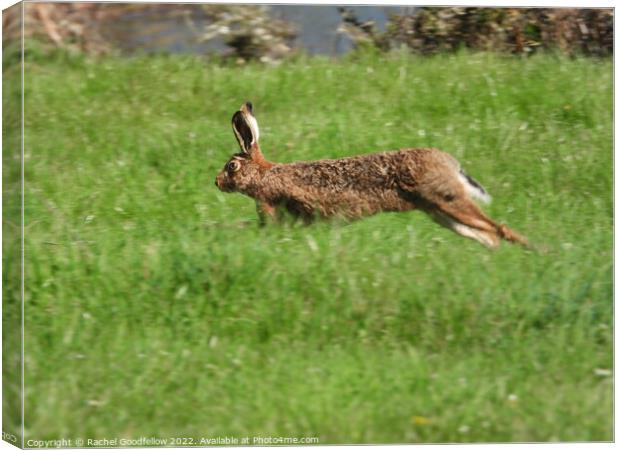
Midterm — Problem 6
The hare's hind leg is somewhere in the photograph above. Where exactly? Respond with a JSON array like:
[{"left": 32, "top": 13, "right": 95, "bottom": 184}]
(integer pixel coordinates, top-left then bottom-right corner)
[
  {"left": 496, "top": 223, "right": 529, "bottom": 246},
  {"left": 432, "top": 196, "right": 529, "bottom": 248},
  {"left": 429, "top": 209, "right": 501, "bottom": 248}
]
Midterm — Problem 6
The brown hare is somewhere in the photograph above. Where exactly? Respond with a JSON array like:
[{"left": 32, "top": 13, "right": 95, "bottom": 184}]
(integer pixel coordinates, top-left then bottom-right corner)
[{"left": 215, "top": 102, "right": 528, "bottom": 249}]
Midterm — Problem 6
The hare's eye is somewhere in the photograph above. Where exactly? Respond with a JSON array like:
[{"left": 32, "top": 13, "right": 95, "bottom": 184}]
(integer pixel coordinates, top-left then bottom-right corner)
[{"left": 227, "top": 160, "right": 240, "bottom": 173}]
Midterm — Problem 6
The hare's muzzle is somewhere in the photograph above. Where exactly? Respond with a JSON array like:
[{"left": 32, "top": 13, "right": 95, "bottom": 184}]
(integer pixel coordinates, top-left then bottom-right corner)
[{"left": 215, "top": 172, "right": 232, "bottom": 192}]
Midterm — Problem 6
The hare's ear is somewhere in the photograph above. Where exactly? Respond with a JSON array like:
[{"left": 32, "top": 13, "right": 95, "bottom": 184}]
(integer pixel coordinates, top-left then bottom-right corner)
[
  {"left": 231, "top": 111, "right": 252, "bottom": 153},
  {"left": 231, "top": 101, "right": 260, "bottom": 154}
]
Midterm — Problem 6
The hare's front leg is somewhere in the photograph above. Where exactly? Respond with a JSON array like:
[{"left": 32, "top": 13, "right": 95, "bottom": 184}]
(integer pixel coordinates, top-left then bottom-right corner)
[{"left": 256, "top": 201, "right": 277, "bottom": 227}]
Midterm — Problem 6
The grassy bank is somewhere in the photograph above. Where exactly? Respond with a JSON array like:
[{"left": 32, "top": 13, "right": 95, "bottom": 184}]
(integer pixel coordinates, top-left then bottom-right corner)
[{"left": 12, "top": 50, "right": 613, "bottom": 443}]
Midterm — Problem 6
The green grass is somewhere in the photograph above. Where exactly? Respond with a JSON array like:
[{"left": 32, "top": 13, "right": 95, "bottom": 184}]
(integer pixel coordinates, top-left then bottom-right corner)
[{"left": 6, "top": 50, "right": 612, "bottom": 443}]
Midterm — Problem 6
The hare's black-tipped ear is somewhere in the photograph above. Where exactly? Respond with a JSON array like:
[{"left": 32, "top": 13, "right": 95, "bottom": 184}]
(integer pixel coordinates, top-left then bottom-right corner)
[
  {"left": 231, "top": 102, "right": 260, "bottom": 154},
  {"left": 232, "top": 111, "right": 252, "bottom": 153}
]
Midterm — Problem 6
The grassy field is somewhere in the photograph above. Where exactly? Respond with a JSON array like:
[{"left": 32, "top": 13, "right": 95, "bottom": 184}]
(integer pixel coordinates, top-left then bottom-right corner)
[{"left": 5, "top": 50, "right": 613, "bottom": 443}]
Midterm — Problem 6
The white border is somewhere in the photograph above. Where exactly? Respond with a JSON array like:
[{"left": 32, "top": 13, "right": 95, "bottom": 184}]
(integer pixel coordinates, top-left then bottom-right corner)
[{"left": 0, "top": 1, "right": 615, "bottom": 450}]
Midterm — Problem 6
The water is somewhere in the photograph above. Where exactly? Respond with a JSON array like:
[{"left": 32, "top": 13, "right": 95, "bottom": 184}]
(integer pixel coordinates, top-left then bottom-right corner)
[
  {"left": 271, "top": 5, "right": 408, "bottom": 55},
  {"left": 104, "top": 5, "right": 410, "bottom": 56}
]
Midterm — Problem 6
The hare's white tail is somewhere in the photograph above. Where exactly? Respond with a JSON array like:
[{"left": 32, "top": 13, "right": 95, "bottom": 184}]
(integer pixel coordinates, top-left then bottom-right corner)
[{"left": 458, "top": 169, "right": 491, "bottom": 204}]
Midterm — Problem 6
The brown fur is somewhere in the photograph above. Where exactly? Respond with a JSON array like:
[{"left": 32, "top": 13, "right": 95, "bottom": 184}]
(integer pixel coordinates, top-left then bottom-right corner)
[{"left": 215, "top": 102, "right": 528, "bottom": 249}]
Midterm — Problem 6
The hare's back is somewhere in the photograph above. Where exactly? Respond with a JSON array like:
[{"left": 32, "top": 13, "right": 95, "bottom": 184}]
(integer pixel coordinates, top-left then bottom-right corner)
[{"left": 276, "top": 148, "right": 450, "bottom": 190}]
